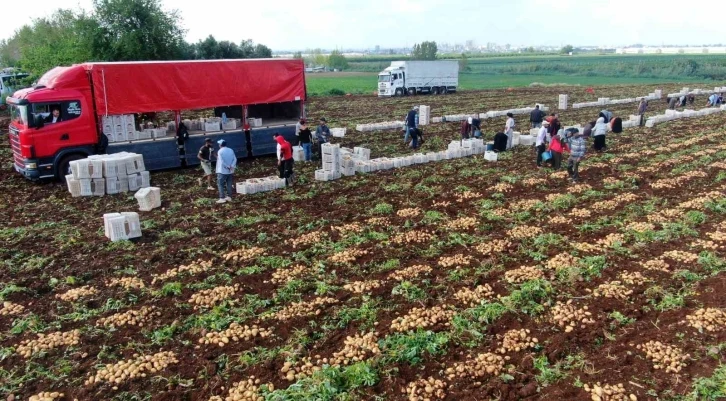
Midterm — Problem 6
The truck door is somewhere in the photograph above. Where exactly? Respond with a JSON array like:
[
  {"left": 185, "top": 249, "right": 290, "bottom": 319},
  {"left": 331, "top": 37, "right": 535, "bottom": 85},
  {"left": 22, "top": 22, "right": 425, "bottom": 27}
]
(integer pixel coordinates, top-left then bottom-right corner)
[{"left": 31, "top": 100, "right": 86, "bottom": 161}]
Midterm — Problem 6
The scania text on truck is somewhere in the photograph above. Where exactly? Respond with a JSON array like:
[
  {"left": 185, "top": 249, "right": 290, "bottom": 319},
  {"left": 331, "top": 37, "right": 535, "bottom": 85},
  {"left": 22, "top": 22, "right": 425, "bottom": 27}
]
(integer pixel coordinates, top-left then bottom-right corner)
[
  {"left": 377, "top": 60, "right": 458, "bottom": 97},
  {"left": 6, "top": 59, "right": 307, "bottom": 181}
]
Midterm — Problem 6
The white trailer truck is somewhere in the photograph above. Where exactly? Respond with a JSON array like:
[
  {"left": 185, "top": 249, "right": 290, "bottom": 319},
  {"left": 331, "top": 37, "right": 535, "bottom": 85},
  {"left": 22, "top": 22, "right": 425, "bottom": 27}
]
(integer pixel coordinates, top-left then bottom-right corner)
[{"left": 377, "top": 60, "right": 459, "bottom": 97}]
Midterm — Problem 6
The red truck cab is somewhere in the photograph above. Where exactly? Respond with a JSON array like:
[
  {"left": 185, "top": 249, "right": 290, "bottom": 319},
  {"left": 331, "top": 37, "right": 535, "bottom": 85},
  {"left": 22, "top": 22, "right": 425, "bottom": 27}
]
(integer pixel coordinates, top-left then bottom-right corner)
[{"left": 8, "top": 65, "right": 100, "bottom": 180}]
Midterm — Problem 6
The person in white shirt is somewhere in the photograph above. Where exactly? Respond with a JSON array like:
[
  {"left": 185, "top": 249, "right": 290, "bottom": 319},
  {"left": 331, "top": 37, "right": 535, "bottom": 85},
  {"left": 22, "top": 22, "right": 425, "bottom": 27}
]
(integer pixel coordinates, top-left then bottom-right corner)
[
  {"left": 536, "top": 120, "right": 550, "bottom": 167},
  {"left": 504, "top": 113, "right": 515, "bottom": 150}
]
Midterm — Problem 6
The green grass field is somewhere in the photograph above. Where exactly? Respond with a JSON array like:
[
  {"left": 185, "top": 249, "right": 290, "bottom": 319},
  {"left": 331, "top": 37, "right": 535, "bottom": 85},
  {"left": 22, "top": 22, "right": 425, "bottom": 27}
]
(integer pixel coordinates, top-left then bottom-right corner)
[
  {"left": 306, "top": 53, "right": 724, "bottom": 96},
  {"left": 306, "top": 72, "right": 704, "bottom": 96}
]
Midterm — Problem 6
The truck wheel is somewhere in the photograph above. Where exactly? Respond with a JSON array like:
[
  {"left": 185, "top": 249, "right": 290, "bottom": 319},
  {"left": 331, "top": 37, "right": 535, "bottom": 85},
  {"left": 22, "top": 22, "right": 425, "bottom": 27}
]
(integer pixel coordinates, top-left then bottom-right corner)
[
  {"left": 432, "top": 87, "right": 439, "bottom": 95},
  {"left": 56, "top": 154, "right": 84, "bottom": 182},
  {"left": 395, "top": 88, "right": 403, "bottom": 97},
  {"left": 409, "top": 88, "right": 417, "bottom": 96},
  {"left": 441, "top": 87, "right": 448, "bottom": 94}
]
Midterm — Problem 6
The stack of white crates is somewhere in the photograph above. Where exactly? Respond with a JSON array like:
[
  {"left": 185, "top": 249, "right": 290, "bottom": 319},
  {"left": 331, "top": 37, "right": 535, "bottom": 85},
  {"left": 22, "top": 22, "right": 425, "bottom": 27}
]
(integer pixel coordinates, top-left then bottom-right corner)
[
  {"left": 316, "top": 143, "right": 342, "bottom": 181},
  {"left": 205, "top": 118, "right": 222, "bottom": 132},
  {"left": 102, "top": 114, "right": 137, "bottom": 143},
  {"left": 236, "top": 176, "right": 286, "bottom": 195},
  {"left": 558, "top": 94, "right": 569, "bottom": 110},
  {"left": 134, "top": 187, "right": 161, "bottom": 211},
  {"left": 103, "top": 212, "right": 142, "bottom": 242},
  {"left": 418, "top": 105, "right": 431, "bottom": 125},
  {"left": 246, "top": 118, "right": 263, "bottom": 128},
  {"left": 66, "top": 152, "right": 149, "bottom": 197},
  {"left": 331, "top": 128, "right": 346, "bottom": 138}
]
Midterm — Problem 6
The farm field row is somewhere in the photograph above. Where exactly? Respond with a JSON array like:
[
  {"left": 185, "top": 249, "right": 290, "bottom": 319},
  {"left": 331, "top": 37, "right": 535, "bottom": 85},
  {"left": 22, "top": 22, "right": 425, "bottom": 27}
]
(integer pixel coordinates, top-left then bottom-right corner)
[{"left": 1, "top": 83, "right": 725, "bottom": 400}]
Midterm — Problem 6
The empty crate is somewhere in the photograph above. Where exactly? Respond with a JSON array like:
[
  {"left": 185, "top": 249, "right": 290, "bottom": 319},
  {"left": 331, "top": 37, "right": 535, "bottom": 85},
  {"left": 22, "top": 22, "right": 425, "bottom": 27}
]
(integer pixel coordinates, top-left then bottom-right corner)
[{"left": 134, "top": 187, "right": 161, "bottom": 211}]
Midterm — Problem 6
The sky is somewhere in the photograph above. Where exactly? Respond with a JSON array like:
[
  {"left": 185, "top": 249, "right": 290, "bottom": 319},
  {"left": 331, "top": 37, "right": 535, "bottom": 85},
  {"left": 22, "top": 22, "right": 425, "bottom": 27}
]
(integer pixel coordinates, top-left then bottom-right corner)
[{"left": 2, "top": 0, "right": 725, "bottom": 51}]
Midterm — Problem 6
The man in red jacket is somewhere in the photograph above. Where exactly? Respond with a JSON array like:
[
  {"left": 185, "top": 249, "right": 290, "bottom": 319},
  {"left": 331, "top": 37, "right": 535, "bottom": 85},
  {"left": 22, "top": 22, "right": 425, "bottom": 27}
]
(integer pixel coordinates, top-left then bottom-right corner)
[{"left": 274, "top": 133, "right": 295, "bottom": 186}]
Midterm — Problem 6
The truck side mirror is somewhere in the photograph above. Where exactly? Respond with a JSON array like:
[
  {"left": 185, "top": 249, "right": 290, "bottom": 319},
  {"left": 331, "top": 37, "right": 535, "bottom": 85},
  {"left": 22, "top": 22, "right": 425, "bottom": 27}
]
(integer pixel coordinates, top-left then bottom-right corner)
[{"left": 34, "top": 114, "right": 44, "bottom": 129}]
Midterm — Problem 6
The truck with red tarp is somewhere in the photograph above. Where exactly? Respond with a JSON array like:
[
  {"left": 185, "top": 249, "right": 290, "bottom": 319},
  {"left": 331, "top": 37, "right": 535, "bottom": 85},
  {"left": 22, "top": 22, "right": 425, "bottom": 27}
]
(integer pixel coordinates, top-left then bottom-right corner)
[{"left": 6, "top": 59, "right": 306, "bottom": 180}]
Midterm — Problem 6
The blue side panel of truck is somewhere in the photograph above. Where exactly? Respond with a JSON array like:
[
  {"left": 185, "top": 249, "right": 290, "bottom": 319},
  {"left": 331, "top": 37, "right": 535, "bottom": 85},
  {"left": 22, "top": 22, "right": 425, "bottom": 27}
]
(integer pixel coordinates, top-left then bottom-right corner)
[
  {"left": 184, "top": 131, "right": 247, "bottom": 166},
  {"left": 108, "top": 137, "right": 181, "bottom": 171},
  {"left": 250, "top": 125, "right": 296, "bottom": 156}
]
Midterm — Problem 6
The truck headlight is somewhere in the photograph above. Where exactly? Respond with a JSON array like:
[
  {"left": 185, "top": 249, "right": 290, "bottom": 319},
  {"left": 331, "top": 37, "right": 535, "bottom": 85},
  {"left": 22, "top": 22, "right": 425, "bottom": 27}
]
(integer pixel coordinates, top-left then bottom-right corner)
[{"left": 25, "top": 162, "right": 37, "bottom": 169}]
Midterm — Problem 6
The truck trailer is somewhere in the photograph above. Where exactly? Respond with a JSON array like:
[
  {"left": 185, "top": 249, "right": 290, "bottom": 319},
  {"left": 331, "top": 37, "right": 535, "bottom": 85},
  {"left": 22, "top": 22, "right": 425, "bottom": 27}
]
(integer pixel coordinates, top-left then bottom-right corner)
[
  {"left": 377, "top": 60, "right": 458, "bottom": 97},
  {"left": 6, "top": 59, "right": 306, "bottom": 181}
]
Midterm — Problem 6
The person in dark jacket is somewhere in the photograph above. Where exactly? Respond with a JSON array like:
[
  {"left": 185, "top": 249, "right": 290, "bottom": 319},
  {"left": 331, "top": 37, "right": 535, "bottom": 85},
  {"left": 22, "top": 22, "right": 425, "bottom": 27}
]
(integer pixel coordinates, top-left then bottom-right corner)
[
  {"left": 296, "top": 119, "right": 313, "bottom": 161},
  {"left": 582, "top": 120, "right": 596, "bottom": 138},
  {"left": 546, "top": 113, "right": 561, "bottom": 136},
  {"left": 470, "top": 117, "right": 482, "bottom": 137},
  {"left": 637, "top": 99, "right": 648, "bottom": 127},
  {"left": 530, "top": 105, "right": 545, "bottom": 128},
  {"left": 404, "top": 106, "right": 418, "bottom": 143},
  {"left": 460, "top": 119, "right": 471, "bottom": 140},
  {"left": 410, "top": 127, "right": 421, "bottom": 149},
  {"left": 45, "top": 107, "right": 62, "bottom": 124},
  {"left": 610, "top": 117, "right": 623, "bottom": 133},
  {"left": 493, "top": 132, "right": 508, "bottom": 152}
]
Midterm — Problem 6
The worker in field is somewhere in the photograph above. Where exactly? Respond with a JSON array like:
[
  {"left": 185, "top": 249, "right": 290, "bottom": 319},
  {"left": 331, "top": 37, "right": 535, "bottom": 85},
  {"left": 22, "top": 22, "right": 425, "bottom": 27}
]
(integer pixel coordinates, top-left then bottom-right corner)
[
  {"left": 504, "top": 113, "right": 515, "bottom": 149},
  {"left": 404, "top": 106, "right": 418, "bottom": 144},
  {"left": 530, "top": 105, "right": 545, "bottom": 128},
  {"left": 215, "top": 139, "right": 236, "bottom": 204},
  {"left": 296, "top": 119, "right": 313, "bottom": 161},
  {"left": 546, "top": 113, "right": 561, "bottom": 137},
  {"left": 598, "top": 110, "right": 613, "bottom": 123},
  {"left": 492, "top": 131, "right": 508, "bottom": 152},
  {"left": 582, "top": 120, "right": 596, "bottom": 138},
  {"left": 535, "top": 120, "right": 550, "bottom": 168},
  {"left": 593, "top": 117, "right": 608, "bottom": 152},
  {"left": 548, "top": 128, "right": 569, "bottom": 170},
  {"left": 565, "top": 129, "right": 586, "bottom": 183},
  {"left": 274, "top": 133, "right": 295, "bottom": 186},
  {"left": 461, "top": 118, "right": 471, "bottom": 140},
  {"left": 707, "top": 93, "right": 722, "bottom": 107},
  {"left": 295, "top": 117, "right": 305, "bottom": 136},
  {"left": 679, "top": 95, "right": 687, "bottom": 107},
  {"left": 610, "top": 117, "right": 623, "bottom": 134},
  {"left": 469, "top": 117, "right": 482, "bottom": 138},
  {"left": 668, "top": 97, "right": 678, "bottom": 110},
  {"left": 637, "top": 99, "right": 648, "bottom": 127},
  {"left": 410, "top": 127, "right": 421, "bottom": 150},
  {"left": 315, "top": 117, "right": 332, "bottom": 158},
  {"left": 197, "top": 138, "right": 215, "bottom": 190}
]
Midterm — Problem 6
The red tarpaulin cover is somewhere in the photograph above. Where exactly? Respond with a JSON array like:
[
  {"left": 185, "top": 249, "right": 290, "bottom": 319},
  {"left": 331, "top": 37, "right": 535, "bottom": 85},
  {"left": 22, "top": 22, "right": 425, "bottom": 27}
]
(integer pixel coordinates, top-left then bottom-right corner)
[{"left": 35, "top": 59, "right": 306, "bottom": 115}]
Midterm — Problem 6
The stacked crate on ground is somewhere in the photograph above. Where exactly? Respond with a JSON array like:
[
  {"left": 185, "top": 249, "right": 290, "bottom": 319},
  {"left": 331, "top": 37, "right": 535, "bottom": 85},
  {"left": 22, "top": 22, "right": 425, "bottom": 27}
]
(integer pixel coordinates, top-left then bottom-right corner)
[
  {"left": 66, "top": 153, "right": 149, "bottom": 197},
  {"left": 558, "top": 94, "right": 568, "bottom": 110},
  {"left": 418, "top": 105, "right": 431, "bottom": 125},
  {"left": 316, "top": 143, "right": 342, "bottom": 181},
  {"left": 331, "top": 128, "right": 346, "bottom": 138},
  {"left": 353, "top": 147, "right": 371, "bottom": 160},
  {"left": 519, "top": 134, "right": 535, "bottom": 146},
  {"left": 205, "top": 118, "right": 222, "bottom": 132},
  {"left": 355, "top": 121, "right": 404, "bottom": 132},
  {"left": 103, "top": 212, "right": 142, "bottom": 242},
  {"left": 484, "top": 151, "right": 498, "bottom": 162},
  {"left": 236, "top": 177, "right": 286, "bottom": 195},
  {"left": 246, "top": 118, "right": 263, "bottom": 128},
  {"left": 222, "top": 119, "right": 239, "bottom": 130},
  {"left": 134, "top": 187, "right": 162, "bottom": 211}
]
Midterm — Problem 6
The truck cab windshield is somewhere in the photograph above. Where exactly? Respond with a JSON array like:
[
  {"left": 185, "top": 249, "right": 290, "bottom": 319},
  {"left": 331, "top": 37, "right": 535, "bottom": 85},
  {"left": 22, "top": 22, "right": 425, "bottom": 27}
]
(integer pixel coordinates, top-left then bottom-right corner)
[
  {"left": 10, "top": 104, "right": 28, "bottom": 126},
  {"left": 378, "top": 75, "right": 391, "bottom": 83}
]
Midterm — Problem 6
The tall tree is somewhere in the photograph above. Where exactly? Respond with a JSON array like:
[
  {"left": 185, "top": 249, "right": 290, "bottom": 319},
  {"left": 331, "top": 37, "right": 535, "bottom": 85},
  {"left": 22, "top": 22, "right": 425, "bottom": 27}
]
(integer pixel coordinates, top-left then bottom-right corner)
[
  {"left": 252, "top": 44, "right": 272, "bottom": 58},
  {"left": 91, "top": 0, "right": 186, "bottom": 61},
  {"left": 292, "top": 51, "right": 303, "bottom": 59},
  {"left": 1, "top": 10, "right": 95, "bottom": 78},
  {"left": 561, "top": 45, "right": 574, "bottom": 54},
  {"left": 326, "top": 50, "right": 348, "bottom": 70},
  {"left": 459, "top": 53, "right": 470, "bottom": 72},
  {"left": 411, "top": 41, "right": 438, "bottom": 60}
]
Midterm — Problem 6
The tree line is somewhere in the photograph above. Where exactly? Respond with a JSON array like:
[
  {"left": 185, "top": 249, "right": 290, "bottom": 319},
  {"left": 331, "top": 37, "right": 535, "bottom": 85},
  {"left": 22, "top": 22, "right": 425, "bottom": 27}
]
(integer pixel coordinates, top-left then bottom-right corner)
[{"left": 0, "top": 0, "right": 272, "bottom": 80}]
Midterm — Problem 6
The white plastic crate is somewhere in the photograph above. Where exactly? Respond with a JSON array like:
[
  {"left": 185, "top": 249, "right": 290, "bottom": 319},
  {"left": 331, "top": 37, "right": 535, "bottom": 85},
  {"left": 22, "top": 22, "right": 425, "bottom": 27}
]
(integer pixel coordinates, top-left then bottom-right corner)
[
  {"left": 117, "top": 175, "right": 129, "bottom": 193},
  {"left": 123, "top": 154, "right": 146, "bottom": 174},
  {"left": 331, "top": 128, "right": 346, "bottom": 138},
  {"left": 91, "top": 179, "right": 105, "bottom": 197},
  {"left": 79, "top": 179, "right": 93, "bottom": 196},
  {"left": 353, "top": 147, "right": 371, "bottom": 160},
  {"left": 66, "top": 175, "right": 81, "bottom": 197},
  {"left": 121, "top": 212, "right": 142, "bottom": 239},
  {"left": 134, "top": 187, "right": 161, "bottom": 211},
  {"left": 106, "top": 177, "right": 119, "bottom": 195},
  {"left": 292, "top": 146, "right": 305, "bottom": 162},
  {"left": 322, "top": 161, "right": 340, "bottom": 173},
  {"left": 222, "top": 120, "right": 238, "bottom": 130},
  {"left": 519, "top": 135, "right": 535, "bottom": 146},
  {"left": 393, "top": 157, "right": 405, "bottom": 168},
  {"left": 426, "top": 152, "right": 439, "bottom": 162},
  {"left": 446, "top": 149, "right": 461, "bottom": 159},
  {"left": 321, "top": 143, "right": 340, "bottom": 154},
  {"left": 355, "top": 161, "right": 372, "bottom": 173},
  {"left": 484, "top": 151, "right": 498, "bottom": 162},
  {"left": 341, "top": 166, "right": 356, "bottom": 176},
  {"left": 71, "top": 159, "right": 103, "bottom": 180},
  {"left": 205, "top": 122, "right": 221, "bottom": 132}
]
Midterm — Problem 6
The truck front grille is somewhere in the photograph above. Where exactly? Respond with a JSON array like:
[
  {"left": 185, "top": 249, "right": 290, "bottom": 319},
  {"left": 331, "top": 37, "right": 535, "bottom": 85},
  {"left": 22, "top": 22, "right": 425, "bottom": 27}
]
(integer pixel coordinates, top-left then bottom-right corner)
[{"left": 8, "top": 127, "right": 23, "bottom": 169}]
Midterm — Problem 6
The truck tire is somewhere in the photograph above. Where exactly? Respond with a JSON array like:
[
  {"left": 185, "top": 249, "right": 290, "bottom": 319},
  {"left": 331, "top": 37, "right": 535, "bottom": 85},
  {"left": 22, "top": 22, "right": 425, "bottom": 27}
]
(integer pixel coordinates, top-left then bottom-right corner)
[
  {"left": 409, "top": 88, "right": 417, "bottom": 96},
  {"left": 56, "top": 154, "right": 84, "bottom": 182},
  {"left": 395, "top": 88, "right": 403, "bottom": 97},
  {"left": 441, "top": 87, "right": 448, "bottom": 94},
  {"left": 432, "top": 87, "right": 439, "bottom": 95}
]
